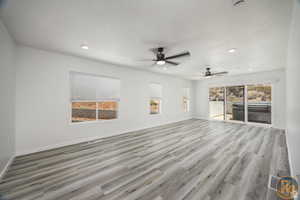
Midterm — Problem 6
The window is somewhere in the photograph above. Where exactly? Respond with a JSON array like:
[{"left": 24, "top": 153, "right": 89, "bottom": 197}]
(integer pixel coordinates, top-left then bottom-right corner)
[
  {"left": 209, "top": 84, "right": 272, "bottom": 125},
  {"left": 98, "top": 101, "right": 118, "bottom": 120},
  {"left": 72, "top": 102, "right": 96, "bottom": 122},
  {"left": 247, "top": 84, "right": 271, "bottom": 124},
  {"left": 70, "top": 72, "right": 120, "bottom": 123},
  {"left": 183, "top": 88, "right": 190, "bottom": 112},
  {"left": 209, "top": 87, "right": 225, "bottom": 120},
  {"left": 226, "top": 86, "right": 245, "bottom": 122},
  {"left": 149, "top": 83, "right": 162, "bottom": 114},
  {"left": 150, "top": 99, "right": 161, "bottom": 114}
]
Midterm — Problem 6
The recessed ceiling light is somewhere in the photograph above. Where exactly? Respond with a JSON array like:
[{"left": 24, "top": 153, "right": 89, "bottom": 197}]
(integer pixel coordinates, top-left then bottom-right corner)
[
  {"left": 156, "top": 60, "right": 166, "bottom": 65},
  {"left": 228, "top": 48, "right": 236, "bottom": 53},
  {"left": 80, "top": 44, "right": 89, "bottom": 50}
]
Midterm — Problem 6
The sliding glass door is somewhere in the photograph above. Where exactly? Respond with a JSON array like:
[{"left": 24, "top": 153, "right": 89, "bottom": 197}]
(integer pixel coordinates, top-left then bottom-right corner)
[
  {"left": 209, "top": 87, "right": 225, "bottom": 120},
  {"left": 226, "top": 86, "right": 245, "bottom": 122},
  {"left": 209, "top": 84, "right": 272, "bottom": 125},
  {"left": 247, "top": 84, "right": 272, "bottom": 124}
]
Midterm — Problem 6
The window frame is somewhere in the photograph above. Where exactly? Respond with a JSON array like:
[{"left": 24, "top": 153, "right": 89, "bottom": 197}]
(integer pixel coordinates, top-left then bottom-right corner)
[
  {"left": 208, "top": 83, "right": 273, "bottom": 126},
  {"left": 183, "top": 88, "right": 190, "bottom": 113},
  {"left": 149, "top": 83, "right": 163, "bottom": 115},
  {"left": 149, "top": 97, "right": 162, "bottom": 115},
  {"left": 97, "top": 100, "right": 119, "bottom": 121},
  {"left": 70, "top": 100, "right": 120, "bottom": 124},
  {"left": 69, "top": 71, "right": 120, "bottom": 125}
]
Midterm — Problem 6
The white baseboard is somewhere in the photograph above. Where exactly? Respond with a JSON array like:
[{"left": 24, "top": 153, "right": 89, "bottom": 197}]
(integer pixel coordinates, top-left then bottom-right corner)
[
  {"left": 0, "top": 156, "right": 14, "bottom": 180},
  {"left": 194, "top": 116, "right": 286, "bottom": 130},
  {"left": 193, "top": 116, "right": 209, "bottom": 120},
  {"left": 16, "top": 117, "right": 194, "bottom": 156},
  {"left": 285, "top": 129, "right": 295, "bottom": 177}
]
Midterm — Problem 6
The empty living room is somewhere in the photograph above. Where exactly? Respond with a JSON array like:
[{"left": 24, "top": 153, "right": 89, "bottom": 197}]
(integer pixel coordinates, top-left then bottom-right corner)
[{"left": 1, "top": 0, "right": 300, "bottom": 199}]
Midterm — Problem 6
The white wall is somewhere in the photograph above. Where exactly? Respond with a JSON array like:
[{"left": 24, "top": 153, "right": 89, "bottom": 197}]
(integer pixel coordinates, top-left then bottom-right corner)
[
  {"left": 15, "top": 46, "right": 194, "bottom": 155},
  {"left": 0, "top": 20, "right": 15, "bottom": 175},
  {"left": 286, "top": 0, "right": 300, "bottom": 176},
  {"left": 194, "top": 69, "right": 286, "bottom": 129}
]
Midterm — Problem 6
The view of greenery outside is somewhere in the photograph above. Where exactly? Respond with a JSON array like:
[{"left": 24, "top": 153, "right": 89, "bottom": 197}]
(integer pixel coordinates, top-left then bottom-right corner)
[
  {"left": 247, "top": 84, "right": 272, "bottom": 124},
  {"left": 248, "top": 84, "right": 271, "bottom": 102},
  {"left": 150, "top": 99, "right": 160, "bottom": 114},
  {"left": 209, "top": 87, "right": 225, "bottom": 101},
  {"left": 226, "top": 86, "right": 245, "bottom": 103},
  {"left": 226, "top": 86, "right": 245, "bottom": 121},
  {"left": 209, "top": 84, "right": 271, "bottom": 123}
]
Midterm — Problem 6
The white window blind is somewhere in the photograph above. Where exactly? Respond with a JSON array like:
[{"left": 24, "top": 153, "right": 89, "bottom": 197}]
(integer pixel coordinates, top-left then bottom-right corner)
[
  {"left": 183, "top": 88, "right": 190, "bottom": 98},
  {"left": 149, "top": 83, "right": 162, "bottom": 98},
  {"left": 70, "top": 72, "right": 120, "bottom": 101}
]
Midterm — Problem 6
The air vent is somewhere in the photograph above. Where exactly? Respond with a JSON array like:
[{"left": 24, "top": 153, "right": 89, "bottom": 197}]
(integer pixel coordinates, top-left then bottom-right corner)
[
  {"left": 268, "top": 175, "right": 280, "bottom": 191},
  {"left": 233, "top": 0, "right": 245, "bottom": 6}
]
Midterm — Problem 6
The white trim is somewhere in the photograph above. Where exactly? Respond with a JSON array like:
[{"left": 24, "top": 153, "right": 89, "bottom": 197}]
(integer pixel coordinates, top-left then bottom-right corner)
[
  {"left": 70, "top": 100, "right": 119, "bottom": 124},
  {"left": 206, "top": 77, "right": 279, "bottom": 88},
  {"left": 244, "top": 85, "right": 248, "bottom": 123},
  {"left": 285, "top": 129, "right": 295, "bottom": 177},
  {"left": 0, "top": 156, "right": 14, "bottom": 180},
  {"left": 209, "top": 84, "right": 273, "bottom": 126},
  {"left": 69, "top": 118, "right": 120, "bottom": 126},
  {"left": 195, "top": 116, "right": 277, "bottom": 130},
  {"left": 224, "top": 87, "right": 227, "bottom": 120},
  {"left": 71, "top": 99, "right": 120, "bottom": 102},
  {"left": 70, "top": 70, "right": 120, "bottom": 81},
  {"left": 17, "top": 117, "right": 193, "bottom": 156}
]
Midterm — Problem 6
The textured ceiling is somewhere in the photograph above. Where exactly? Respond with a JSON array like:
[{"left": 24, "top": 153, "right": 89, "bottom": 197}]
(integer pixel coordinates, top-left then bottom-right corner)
[{"left": 0, "top": 0, "right": 293, "bottom": 79}]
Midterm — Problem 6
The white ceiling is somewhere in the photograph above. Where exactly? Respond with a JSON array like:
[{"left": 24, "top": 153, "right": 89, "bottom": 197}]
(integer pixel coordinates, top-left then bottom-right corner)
[{"left": 0, "top": 0, "right": 293, "bottom": 79}]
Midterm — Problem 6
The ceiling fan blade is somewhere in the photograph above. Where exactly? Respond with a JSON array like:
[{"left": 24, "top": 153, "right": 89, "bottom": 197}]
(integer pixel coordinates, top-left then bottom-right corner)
[
  {"left": 166, "top": 60, "right": 179, "bottom": 66},
  {"left": 212, "top": 71, "right": 228, "bottom": 76},
  {"left": 165, "top": 52, "right": 190, "bottom": 60}
]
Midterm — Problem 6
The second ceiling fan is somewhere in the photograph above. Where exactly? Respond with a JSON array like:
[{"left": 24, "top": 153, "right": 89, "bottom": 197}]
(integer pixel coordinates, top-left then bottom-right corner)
[{"left": 202, "top": 67, "right": 228, "bottom": 78}]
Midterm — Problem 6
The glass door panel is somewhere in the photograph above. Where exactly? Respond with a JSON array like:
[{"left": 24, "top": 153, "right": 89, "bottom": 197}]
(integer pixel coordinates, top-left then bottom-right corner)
[
  {"left": 247, "top": 84, "right": 271, "bottom": 124},
  {"left": 226, "top": 86, "right": 245, "bottom": 121},
  {"left": 209, "top": 87, "right": 225, "bottom": 120}
]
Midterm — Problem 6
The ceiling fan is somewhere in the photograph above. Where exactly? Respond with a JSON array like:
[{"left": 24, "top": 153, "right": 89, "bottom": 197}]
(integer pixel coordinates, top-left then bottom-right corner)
[
  {"left": 202, "top": 67, "right": 228, "bottom": 78},
  {"left": 148, "top": 47, "right": 191, "bottom": 66}
]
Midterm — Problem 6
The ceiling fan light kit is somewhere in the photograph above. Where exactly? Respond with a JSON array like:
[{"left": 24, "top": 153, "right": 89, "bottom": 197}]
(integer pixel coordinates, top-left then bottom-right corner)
[{"left": 156, "top": 60, "right": 166, "bottom": 65}]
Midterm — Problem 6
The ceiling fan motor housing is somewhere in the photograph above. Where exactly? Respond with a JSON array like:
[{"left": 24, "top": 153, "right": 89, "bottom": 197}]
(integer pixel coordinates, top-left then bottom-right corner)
[
  {"left": 156, "top": 47, "right": 165, "bottom": 61},
  {"left": 151, "top": 47, "right": 190, "bottom": 66},
  {"left": 157, "top": 52, "right": 165, "bottom": 61},
  {"left": 205, "top": 68, "right": 211, "bottom": 76}
]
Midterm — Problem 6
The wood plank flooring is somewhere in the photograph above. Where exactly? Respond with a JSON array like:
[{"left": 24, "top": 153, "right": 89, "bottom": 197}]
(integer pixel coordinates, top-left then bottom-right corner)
[{"left": 0, "top": 119, "right": 290, "bottom": 200}]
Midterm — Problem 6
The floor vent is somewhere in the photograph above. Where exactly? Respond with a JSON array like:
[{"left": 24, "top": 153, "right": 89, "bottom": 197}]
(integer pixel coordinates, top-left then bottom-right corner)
[{"left": 268, "top": 175, "right": 280, "bottom": 191}]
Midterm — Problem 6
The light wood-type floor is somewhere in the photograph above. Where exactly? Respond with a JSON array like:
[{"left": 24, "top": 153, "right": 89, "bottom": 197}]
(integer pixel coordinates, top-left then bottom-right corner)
[{"left": 0, "top": 119, "right": 290, "bottom": 200}]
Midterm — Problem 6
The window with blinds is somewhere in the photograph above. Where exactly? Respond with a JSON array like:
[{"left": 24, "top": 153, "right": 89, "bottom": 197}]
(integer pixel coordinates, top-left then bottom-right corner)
[
  {"left": 183, "top": 88, "right": 190, "bottom": 112},
  {"left": 149, "top": 83, "right": 162, "bottom": 115},
  {"left": 70, "top": 72, "right": 120, "bottom": 123}
]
